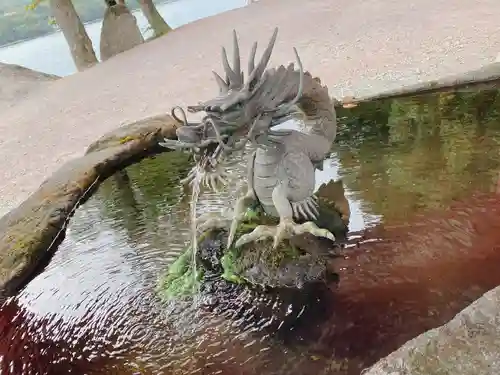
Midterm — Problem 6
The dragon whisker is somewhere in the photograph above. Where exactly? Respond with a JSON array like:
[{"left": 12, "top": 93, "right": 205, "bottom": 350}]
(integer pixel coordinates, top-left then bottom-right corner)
[
  {"left": 159, "top": 138, "right": 200, "bottom": 152},
  {"left": 171, "top": 106, "right": 189, "bottom": 126}
]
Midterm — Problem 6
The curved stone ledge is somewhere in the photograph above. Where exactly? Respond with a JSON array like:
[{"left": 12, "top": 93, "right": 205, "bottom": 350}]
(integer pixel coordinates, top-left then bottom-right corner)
[
  {"left": 0, "top": 114, "right": 180, "bottom": 301},
  {"left": 0, "top": 62, "right": 59, "bottom": 109},
  {"left": 364, "top": 286, "right": 500, "bottom": 375},
  {"left": 337, "top": 61, "right": 500, "bottom": 107}
]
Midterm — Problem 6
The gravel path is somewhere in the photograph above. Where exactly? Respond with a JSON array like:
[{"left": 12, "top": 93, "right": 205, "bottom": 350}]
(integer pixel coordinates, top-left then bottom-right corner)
[{"left": 0, "top": 0, "right": 499, "bottom": 217}]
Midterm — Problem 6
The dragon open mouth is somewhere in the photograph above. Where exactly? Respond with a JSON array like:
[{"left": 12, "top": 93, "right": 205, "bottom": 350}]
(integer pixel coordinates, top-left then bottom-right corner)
[{"left": 184, "top": 144, "right": 231, "bottom": 191}]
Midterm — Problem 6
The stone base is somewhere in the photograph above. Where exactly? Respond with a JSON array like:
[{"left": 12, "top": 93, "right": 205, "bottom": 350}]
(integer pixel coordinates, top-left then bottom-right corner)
[
  {"left": 156, "top": 184, "right": 350, "bottom": 334},
  {"left": 157, "top": 225, "right": 340, "bottom": 335}
]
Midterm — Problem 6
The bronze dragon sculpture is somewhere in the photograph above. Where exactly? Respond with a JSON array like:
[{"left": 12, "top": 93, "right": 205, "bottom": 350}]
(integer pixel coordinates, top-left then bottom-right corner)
[{"left": 160, "top": 28, "right": 338, "bottom": 250}]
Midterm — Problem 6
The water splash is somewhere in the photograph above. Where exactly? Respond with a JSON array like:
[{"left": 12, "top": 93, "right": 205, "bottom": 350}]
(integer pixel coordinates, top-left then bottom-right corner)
[
  {"left": 186, "top": 147, "right": 232, "bottom": 291},
  {"left": 189, "top": 164, "right": 203, "bottom": 291}
]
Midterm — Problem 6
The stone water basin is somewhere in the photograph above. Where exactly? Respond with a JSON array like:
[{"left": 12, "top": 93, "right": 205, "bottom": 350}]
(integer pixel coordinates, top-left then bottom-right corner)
[{"left": 2, "top": 87, "right": 500, "bottom": 374}]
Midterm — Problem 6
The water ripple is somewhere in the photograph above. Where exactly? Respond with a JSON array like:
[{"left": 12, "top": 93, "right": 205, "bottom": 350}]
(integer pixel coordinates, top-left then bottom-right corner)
[{"left": 4, "top": 90, "right": 500, "bottom": 373}]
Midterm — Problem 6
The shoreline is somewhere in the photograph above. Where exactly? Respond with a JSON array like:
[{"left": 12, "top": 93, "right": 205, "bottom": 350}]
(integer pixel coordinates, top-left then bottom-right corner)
[{"left": 0, "top": 0, "right": 176, "bottom": 49}]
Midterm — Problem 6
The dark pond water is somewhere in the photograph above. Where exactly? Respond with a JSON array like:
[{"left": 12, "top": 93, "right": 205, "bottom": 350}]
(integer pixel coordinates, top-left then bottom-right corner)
[{"left": 2, "top": 88, "right": 500, "bottom": 374}]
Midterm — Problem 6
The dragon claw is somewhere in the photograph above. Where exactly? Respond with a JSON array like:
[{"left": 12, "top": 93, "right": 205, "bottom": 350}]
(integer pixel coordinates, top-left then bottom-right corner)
[
  {"left": 227, "top": 211, "right": 245, "bottom": 248},
  {"left": 197, "top": 215, "right": 230, "bottom": 234},
  {"left": 234, "top": 217, "right": 335, "bottom": 249}
]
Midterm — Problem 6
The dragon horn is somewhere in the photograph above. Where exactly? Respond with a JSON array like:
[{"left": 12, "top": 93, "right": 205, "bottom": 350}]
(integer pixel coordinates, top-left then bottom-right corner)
[
  {"left": 232, "top": 29, "right": 241, "bottom": 85},
  {"left": 213, "top": 71, "right": 229, "bottom": 94},
  {"left": 246, "top": 27, "right": 279, "bottom": 89},
  {"left": 248, "top": 41, "right": 257, "bottom": 78},
  {"left": 221, "top": 30, "right": 243, "bottom": 89},
  {"left": 221, "top": 46, "right": 238, "bottom": 86}
]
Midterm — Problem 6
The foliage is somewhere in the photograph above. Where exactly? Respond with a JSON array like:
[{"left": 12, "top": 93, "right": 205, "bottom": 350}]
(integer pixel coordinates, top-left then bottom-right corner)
[
  {"left": 335, "top": 88, "right": 500, "bottom": 222},
  {"left": 0, "top": 0, "right": 167, "bottom": 46}
]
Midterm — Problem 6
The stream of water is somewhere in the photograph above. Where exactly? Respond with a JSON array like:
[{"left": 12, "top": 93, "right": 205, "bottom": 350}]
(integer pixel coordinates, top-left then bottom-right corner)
[{"left": 2, "top": 88, "right": 500, "bottom": 374}]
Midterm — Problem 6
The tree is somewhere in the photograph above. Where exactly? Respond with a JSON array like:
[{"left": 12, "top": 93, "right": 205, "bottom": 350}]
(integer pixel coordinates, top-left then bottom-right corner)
[
  {"left": 136, "top": 0, "right": 172, "bottom": 37},
  {"left": 117, "top": 0, "right": 172, "bottom": 38},
  {"left": 29, "top": 0, "right": 98, "bottom": 71},
  {"left": 28, "top": 0, "right": 171, "bottom": 71},
  {"left": 100, "top": 0, "right": 144, "bottom": 61}
]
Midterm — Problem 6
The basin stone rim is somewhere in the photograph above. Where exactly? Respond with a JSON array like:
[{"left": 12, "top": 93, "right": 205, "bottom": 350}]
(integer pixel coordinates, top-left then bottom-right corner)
[{"left": 0, "top": 113, "right": 181, "bottom": 301}]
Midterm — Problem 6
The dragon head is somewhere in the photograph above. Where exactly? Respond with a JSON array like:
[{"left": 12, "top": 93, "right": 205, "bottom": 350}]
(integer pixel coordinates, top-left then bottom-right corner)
[{"left": 159, "top": 27, "right": 304, "bottom": 190}]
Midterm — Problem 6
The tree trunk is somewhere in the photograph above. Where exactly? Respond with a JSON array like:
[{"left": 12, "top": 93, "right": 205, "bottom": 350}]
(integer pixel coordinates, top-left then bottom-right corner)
[
  {"left": 49, "top": 0, "right": 98, "bottom": 71},
  {"left": 138, "top": 0, "right": 172, "bottom": 37},
  {"left": 100, "top": 3, "right": 144, "bottom": 61}
]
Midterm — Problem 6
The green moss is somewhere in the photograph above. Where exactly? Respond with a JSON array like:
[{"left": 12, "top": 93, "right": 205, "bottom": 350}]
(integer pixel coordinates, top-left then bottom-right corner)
[
  {"left": 220, "top": 246, "right": 245, "bottom": 284},
  {"left": 218, "top": 208, "right": 301, "bottom": 284},
  {"left": 118, "top": 135, "right": 136, "bottom": 144},
  {"left": 156, "top": 246, "right": 204, "bottom": 301},
  {"left": 217, "top": 217, "right": 258, "bottom": 284},
  {"left": 156, "top": 206, "right": 306, "bottom": 299}
]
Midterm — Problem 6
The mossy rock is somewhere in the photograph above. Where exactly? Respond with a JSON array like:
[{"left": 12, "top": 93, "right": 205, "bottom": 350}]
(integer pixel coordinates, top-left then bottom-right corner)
[
  {"left": 157, "top": 184, "right": 349, "bottom": 301},
  {"left": 156, "top": 201, "right": 345, "bottom": 335}
]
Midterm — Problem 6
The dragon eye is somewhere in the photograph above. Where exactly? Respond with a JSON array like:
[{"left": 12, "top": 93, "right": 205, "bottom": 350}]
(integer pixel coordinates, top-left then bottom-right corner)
[{"left": 206, "top": 105, "right": 221, "bottom": 113}]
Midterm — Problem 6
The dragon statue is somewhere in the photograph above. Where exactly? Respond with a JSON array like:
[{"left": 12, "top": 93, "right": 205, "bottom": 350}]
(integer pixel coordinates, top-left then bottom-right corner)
[{"left": 160, "top": 27, "right": 339, "bottom": 251}]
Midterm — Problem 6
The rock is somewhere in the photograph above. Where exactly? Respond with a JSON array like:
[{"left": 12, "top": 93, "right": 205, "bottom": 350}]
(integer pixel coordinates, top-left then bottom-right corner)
[
  {"left": 195, "top": 228, "right": 339, "bottom": 335},
  {"left": 198, "top": 227, "right": 340, "bottom": 290},
  {"left": 158, "top": 178, "right": 350, "bottom": 294},
  {"left": 363, "top": 287, "right": 500, "bottom": 375},
  {"left": 156, "top": 179, "right": 350, "bottom": 335},
  {"left": 158, "top": 178, "right": 350, "bottom": 288},
  {"left": 0, "top": 63, "right": 59, "bottom": 109},
  {"left": 0, "top": 114, "right": 180, "bottom": 301},
  {"left": 100, "top": 4, "right": 144, "bottom": 62},
  {"left": 85, "top": 114, "right": 178, "bottom": 153},
  {"left": 341, "top": 95, "right": 359, "bottom": 108}
]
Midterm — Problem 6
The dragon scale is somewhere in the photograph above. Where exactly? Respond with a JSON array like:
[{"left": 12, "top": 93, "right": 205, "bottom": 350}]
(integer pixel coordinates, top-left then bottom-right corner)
[{"left": 251, "top": 72, "right": 337, "bottom": 219}]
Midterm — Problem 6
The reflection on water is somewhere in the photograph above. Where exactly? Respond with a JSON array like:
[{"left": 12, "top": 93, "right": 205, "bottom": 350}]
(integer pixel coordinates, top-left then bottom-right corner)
[{"left": 2, "top": 88, "right": 500, "bottom": 374}]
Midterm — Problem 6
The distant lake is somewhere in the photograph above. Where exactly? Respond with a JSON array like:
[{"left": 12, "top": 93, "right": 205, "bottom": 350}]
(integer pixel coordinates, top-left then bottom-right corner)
[{"left": 0, "top": 0, "right": 247, "bottom": 77}]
